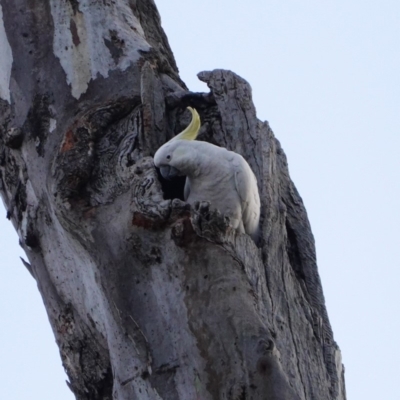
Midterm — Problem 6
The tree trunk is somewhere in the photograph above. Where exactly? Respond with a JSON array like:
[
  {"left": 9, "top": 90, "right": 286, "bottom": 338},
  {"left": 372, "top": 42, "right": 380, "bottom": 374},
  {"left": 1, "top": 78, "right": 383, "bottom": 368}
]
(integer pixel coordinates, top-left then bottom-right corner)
[{"left": 0, "top": 1, "right": 345, "bottom": 399}]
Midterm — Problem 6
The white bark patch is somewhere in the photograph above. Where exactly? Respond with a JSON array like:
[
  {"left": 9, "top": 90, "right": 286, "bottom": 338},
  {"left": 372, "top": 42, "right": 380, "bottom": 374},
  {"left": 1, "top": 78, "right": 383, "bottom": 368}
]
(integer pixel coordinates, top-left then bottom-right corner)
[
  {"left": 50, "top": 0, "right": 150, "bottom": 99},
  {"left": 0, "top": 5, "right": 13, "bottom": 103},
  {"left": 335, "top": 348, "right": 344, "bottom": 397},
  {"left": 42, "top": 215, "right": 108, "bottom": 336},
  {"left": 49, "top": 118, "right": 57, "bottom": 133}
]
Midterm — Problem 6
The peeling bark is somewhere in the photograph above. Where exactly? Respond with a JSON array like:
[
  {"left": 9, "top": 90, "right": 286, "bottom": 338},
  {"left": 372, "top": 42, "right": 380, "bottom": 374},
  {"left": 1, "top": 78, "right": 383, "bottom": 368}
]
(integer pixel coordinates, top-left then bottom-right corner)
[{"left": 0, "top": 1, "right": 345, "bottom": 399}]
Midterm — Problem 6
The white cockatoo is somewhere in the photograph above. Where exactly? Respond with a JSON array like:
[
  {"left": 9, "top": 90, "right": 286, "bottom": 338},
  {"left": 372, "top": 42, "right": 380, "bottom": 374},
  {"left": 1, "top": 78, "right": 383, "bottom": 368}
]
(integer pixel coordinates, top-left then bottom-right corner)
[{"left": 154, "top": 107, "right": 261, "bottom": 240}]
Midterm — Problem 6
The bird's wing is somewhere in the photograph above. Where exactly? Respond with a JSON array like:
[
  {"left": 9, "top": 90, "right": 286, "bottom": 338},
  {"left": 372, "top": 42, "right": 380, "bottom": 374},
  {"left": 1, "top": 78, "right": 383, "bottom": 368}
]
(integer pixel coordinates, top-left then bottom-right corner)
[
  {"left": 235, "top": 172, "right": 250, "bottom": 212},
  {"left": 184, "top": 177, "right": 191, "bottom": 201},
  {"left": 233, "top": 157, "right": 260, "bottom": 238}
]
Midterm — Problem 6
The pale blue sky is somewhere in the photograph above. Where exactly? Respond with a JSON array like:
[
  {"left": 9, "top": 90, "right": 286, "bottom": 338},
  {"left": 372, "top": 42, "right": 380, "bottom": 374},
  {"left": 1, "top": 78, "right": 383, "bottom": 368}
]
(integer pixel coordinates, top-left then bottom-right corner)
[{"left": 1, "top": 1, "right": 399, "bottom": 398}]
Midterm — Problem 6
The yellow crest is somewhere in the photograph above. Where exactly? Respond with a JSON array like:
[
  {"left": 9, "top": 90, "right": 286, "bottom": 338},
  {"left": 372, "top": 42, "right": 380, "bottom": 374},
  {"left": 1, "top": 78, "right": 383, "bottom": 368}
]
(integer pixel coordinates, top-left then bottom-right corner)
[{"left": 171, "top": 107, "right": 201, "bottom": 141}]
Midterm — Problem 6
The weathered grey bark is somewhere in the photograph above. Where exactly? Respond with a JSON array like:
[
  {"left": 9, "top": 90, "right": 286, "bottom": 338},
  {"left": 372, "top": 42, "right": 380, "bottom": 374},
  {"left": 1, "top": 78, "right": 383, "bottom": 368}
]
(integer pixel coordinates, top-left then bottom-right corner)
[{"left": 0, "top": 1, "right": 345, "bottom": 399}]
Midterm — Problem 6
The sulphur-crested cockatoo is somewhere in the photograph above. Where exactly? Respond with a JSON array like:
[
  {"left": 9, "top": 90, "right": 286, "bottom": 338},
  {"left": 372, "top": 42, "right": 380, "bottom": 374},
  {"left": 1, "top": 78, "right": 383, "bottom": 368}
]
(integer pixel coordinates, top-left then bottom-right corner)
[{"left": 154, "top": 107, "right": 260, "bottom": 240}]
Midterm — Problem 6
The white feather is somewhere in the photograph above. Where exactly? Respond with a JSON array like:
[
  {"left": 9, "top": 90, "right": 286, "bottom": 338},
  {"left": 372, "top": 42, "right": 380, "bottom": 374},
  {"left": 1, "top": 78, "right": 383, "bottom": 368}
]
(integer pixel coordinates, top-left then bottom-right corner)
[{"left": 154, "top": 139, "right": 260, "bottom": 240}]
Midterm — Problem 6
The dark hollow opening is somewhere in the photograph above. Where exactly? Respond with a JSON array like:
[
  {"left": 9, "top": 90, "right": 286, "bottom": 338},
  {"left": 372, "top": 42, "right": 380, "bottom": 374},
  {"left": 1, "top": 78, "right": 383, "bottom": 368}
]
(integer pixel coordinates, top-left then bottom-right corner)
[{"left": 156, "top": 169, "right": 186, "bottom": 201}]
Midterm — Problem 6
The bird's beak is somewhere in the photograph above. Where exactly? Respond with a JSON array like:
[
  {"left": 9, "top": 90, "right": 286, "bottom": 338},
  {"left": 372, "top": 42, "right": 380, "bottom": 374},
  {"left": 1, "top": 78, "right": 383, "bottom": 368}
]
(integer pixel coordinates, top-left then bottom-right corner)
[{"left": 159, "top": 165, "right": 180, "bottom": 180}]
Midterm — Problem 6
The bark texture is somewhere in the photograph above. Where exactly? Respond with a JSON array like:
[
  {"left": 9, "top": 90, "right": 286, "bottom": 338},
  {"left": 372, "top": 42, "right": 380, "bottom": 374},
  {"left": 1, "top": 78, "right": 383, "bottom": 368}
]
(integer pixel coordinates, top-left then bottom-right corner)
[{"left": 0, "top": 1, "right": 345, "bottom": 399}]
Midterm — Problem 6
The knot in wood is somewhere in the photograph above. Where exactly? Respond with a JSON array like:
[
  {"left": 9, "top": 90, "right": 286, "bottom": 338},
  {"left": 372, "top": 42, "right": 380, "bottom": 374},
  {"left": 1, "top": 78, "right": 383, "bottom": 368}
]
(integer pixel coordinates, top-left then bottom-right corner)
[
  {"left": 171, "top": 216, "right": 195, "bottom": 246},
  {"left": 256, "top": 338, "right": 275, "bottom": 356},
  {"left": 5, "top": 127, "right": 23, "bottom": 149}
]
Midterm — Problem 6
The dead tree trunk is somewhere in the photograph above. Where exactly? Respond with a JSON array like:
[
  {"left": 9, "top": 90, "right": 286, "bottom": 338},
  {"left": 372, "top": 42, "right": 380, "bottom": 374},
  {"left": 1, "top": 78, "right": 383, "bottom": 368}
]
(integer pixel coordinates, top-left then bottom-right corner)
[{"left": 0, "top": 1, "right": 345, "bottom": 399}]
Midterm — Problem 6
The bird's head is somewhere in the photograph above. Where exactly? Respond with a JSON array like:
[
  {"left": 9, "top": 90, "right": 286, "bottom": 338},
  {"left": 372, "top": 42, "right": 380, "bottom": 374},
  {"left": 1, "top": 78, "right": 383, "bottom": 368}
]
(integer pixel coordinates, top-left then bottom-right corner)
[{"left": 154, "top": 107, "right": 201, "bottom": 180}]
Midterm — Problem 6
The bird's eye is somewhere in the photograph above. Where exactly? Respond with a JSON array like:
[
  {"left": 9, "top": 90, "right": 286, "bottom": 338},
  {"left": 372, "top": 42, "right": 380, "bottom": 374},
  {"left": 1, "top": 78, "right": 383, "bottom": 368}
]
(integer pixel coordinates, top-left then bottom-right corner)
[{"left": 166, "top": 155, "right": 171, "bottom": 160}]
